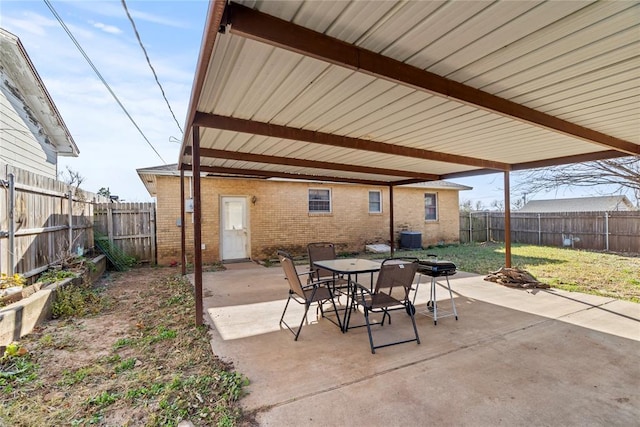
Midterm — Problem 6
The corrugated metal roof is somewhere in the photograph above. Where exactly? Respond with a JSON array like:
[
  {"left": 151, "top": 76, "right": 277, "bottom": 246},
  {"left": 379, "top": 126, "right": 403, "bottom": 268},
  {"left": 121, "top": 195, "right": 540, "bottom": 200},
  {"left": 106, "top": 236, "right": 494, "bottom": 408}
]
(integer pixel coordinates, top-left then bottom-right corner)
[
  {"left": 178, "top": 0, "right": 639, "bottom": 185},
  {"left": 519, "top": 196, "right": 636, "bottom": 213}
]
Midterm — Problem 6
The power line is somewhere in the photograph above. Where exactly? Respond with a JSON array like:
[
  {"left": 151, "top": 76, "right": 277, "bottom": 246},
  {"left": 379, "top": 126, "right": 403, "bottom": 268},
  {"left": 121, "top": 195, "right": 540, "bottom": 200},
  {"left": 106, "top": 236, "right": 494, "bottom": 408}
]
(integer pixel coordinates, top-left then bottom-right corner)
[
  {"left": 43, "top": 0, "right": 167, "bottom": 164},
  {"left": 121, "top": 0, "right": 183, "bottom": 135}
]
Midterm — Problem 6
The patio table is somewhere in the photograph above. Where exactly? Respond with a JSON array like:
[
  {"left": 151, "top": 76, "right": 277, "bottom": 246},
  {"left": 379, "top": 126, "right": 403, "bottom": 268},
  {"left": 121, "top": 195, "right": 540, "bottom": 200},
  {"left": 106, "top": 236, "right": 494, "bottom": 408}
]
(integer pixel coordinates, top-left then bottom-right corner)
[{"left": 312, "top": 258, "right": 381, "bottom": 332}]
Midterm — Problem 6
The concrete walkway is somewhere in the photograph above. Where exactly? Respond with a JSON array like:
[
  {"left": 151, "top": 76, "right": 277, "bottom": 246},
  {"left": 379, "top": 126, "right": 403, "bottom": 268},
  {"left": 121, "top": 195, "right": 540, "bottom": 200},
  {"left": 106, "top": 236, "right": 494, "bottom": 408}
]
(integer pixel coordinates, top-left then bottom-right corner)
[{"left": 201, "top": 262, "right": 640, "bottom": 426}]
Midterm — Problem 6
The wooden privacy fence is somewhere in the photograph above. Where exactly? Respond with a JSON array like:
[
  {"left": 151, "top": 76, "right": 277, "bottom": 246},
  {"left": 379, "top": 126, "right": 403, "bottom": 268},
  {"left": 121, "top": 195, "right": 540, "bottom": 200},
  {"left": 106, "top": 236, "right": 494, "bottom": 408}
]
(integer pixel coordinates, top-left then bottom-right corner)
[
  {"left": 460, "top": 211, "right": 640, "bottom": 253},
  {"left": 0, "top": 164, "right": 102, "bottom": 279},
  {"left": 93, "top": 203, "right": 156, "bottom": 265}
]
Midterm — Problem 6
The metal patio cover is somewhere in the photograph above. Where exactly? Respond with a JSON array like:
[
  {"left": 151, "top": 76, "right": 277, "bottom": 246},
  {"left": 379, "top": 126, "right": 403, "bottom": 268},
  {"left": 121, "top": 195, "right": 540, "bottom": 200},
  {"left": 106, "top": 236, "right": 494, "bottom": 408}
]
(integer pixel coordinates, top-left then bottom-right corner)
[
  {"left": 176, "top": 0, "right": 639, "bottom": 327},
  {"left": 178, "top": 0, "right": 639, "bottom": 183}
]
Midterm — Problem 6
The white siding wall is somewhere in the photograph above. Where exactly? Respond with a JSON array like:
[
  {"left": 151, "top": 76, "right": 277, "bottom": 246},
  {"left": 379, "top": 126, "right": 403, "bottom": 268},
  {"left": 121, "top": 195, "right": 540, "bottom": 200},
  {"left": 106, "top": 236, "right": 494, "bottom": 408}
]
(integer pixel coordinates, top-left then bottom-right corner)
[{"left": 0, "top": 74, "right": 57, "bottom": 179}]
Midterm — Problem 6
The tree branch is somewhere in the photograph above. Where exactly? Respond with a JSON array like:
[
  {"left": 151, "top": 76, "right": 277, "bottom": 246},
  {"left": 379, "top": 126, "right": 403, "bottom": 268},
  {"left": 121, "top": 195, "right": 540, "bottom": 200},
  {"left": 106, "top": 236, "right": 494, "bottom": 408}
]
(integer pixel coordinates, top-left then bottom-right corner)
[{"left": 514, "top": 156, "right": 639, "bottom": 206}]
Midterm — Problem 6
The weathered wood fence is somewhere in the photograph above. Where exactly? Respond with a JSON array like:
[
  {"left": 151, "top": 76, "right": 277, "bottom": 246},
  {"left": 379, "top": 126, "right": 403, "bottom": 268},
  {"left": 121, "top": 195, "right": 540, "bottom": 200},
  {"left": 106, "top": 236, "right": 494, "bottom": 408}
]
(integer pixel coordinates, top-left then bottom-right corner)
[
  {"left": 0, "top": 164, "right": 103, "bottom": 279},
  {"left": 94, "top": 203, "right": 156, "bottom": 264},
  {"left": 460, "top": 211, "right": 640, "bottom": 253}
]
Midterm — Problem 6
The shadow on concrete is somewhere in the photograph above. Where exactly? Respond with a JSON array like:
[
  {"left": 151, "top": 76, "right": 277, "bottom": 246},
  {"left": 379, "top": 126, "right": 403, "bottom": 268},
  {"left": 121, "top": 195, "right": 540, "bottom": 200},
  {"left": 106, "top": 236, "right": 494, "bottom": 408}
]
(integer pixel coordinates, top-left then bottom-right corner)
[{"left": 198, "top": 263, "right": 640, "bottom": 426}]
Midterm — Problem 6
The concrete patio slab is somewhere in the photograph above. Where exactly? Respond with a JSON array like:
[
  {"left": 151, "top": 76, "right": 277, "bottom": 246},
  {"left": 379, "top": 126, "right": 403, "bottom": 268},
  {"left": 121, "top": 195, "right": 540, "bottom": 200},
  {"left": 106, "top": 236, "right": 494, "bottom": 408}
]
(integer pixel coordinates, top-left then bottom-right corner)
[{"left": 199, "top": 262, "right": 640, "bottom": 426}]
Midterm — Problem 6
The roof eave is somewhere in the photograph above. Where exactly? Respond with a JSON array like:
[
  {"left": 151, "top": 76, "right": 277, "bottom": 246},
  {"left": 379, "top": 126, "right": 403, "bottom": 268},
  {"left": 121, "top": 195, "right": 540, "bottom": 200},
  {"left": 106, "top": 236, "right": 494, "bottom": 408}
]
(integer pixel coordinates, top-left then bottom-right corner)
[
  {"left": 1, "top": 28, "right": 79, "bottom": 157},
  {"left": 178, "top": 0, "right": 227, "bottom": 163}
]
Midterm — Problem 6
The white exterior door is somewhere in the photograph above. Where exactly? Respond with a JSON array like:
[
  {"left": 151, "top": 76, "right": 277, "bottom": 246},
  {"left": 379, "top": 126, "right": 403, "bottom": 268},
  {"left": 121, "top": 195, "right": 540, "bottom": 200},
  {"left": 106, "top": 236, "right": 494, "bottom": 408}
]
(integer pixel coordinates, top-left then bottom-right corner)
[{"left": 221, "top": 197, "right": 248, "bottom": 260}]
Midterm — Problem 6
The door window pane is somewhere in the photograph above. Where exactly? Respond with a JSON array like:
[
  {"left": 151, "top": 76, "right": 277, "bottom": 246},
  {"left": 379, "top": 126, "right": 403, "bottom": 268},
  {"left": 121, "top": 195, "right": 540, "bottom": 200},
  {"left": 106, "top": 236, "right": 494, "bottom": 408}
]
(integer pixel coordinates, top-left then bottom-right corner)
[{"left": 224, "top": 201, "right": 244, "bottom": 230}]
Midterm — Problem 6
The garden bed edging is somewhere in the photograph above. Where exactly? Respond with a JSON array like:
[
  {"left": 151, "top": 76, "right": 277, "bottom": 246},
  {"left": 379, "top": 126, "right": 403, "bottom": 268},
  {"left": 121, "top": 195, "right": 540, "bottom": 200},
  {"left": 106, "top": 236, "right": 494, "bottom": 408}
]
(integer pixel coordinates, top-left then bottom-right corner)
[{"left": 0, "top": 254, "right": 106, "bottom": 347}]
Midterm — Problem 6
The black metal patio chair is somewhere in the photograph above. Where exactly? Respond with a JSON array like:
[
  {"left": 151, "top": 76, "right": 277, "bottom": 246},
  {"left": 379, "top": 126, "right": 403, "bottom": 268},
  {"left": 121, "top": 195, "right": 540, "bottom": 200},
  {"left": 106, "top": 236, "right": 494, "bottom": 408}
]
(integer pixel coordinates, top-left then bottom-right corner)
[
  {"left": 278, "top": 250, "right": 342, "bottom": 340},
  {"left": 350, "top": 257, "right": 420, "bottom": 354},
  {"left": 307, "top": 242, "right": 349, "bottom": 293}
]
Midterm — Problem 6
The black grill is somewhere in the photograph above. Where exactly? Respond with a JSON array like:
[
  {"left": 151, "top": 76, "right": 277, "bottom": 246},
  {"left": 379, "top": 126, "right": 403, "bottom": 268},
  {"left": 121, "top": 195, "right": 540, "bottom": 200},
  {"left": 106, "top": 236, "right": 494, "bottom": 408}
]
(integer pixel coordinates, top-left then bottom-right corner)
[{"left": 417, "top": 259, "right": 457, "bottom": 277}]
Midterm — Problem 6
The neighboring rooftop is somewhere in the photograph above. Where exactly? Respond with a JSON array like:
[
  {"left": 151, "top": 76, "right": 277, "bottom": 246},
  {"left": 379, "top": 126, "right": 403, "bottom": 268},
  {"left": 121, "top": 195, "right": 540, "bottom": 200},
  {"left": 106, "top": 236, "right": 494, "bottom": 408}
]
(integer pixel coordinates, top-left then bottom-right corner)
[
  {"left": 0, "top": 28, "right": 79, "bottom": 157},
  {"left": 401, "top": 181, "right": 472, "bottom": 191},
  {"left": 518, "top": 196, "right": 636, "bottom": 213}
]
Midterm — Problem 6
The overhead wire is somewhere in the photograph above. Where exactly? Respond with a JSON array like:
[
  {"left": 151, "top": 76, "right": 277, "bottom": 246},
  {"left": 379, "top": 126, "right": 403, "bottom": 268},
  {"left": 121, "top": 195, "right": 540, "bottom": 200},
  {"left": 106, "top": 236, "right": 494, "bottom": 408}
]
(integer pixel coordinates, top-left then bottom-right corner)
[
  {"left": 43, "top": 0, "right": 167, "bottom": 164},
  {"left": 121, "top": 0, "right": 184, "bottom": 135}
]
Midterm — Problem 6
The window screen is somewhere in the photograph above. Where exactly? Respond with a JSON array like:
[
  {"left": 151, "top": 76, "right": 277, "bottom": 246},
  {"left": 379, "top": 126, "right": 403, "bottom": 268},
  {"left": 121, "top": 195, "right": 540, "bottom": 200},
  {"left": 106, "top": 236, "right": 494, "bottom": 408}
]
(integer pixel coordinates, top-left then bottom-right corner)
[
  {"left": 369, "top": 191, "right": 382, "bottom": 213},
  {"left": 309, "top": 189, "right": 331, "bottom": 213},
  {"left": 425, "top": 193, "right": 437, "bottom": 221}
]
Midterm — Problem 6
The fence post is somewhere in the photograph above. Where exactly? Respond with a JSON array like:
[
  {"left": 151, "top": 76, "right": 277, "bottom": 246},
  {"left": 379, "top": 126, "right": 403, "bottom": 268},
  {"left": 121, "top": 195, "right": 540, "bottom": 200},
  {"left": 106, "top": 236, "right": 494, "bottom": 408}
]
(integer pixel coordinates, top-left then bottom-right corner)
[
  {"left": 469, "top": 211, "right": 473, "bottom": 243},
  {"left": 485, "top": 211, "right": 489, "bottom": 242},
  {"left": 150, "top": 203, "right": 157, "bottom": 265},
  {"left": 604, "top": 212, "right": 609, "bottom": 252},
  {"left": 538, "top": 213, "right": 541, "bottom": 245},
  {"left": 68, "top": 189, "right": 73, "bottom": 256},
  {"left": 8, "top": 173, "right": 15, "bottom": 274},
  {"left": 107, "top": 203, "right": 114, "bottom": 244}
]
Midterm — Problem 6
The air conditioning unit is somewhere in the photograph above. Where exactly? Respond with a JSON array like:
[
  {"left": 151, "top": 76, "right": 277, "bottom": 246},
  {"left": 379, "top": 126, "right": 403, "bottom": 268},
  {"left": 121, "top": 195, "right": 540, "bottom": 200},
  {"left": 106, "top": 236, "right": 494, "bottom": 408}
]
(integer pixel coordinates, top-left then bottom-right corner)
[{"left": 400, "top": 231, "right": 422, "bottom": 249}]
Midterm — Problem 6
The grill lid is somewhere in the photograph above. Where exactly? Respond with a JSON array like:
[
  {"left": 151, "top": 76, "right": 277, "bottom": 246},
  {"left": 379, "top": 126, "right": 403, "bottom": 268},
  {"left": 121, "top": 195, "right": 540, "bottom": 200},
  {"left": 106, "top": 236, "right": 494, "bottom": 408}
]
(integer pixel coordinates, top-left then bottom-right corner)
[{"left": 417, "top": 260, "right": 457, "bottom": 277}]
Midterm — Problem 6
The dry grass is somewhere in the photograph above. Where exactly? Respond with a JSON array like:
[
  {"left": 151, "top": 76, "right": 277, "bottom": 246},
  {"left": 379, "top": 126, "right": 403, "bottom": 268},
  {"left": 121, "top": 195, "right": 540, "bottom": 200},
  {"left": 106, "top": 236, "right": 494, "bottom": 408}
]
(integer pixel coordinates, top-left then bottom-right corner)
[{"left": 0, "top": 268, "right": 255, "bottom": 427}]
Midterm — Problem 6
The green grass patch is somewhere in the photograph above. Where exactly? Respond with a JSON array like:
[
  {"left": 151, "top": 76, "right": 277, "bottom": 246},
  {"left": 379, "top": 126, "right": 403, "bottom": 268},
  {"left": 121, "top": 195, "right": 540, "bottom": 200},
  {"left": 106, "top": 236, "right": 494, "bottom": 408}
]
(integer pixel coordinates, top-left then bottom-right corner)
[
  {"left": 38, "top": 269, "right": 77, "bottom": 284},
  {"left": 113, "top": 338, "right": 134, "bottom": 350},
  {"left": 52, "top": 284, "right": 106, "bottom": 318},
  {"left": 219, "top": 371, "right": 250, "bottom": 402},
  {"left": 87, "top": 390, "right": 120, "bottom": 408},
  {"left": 112, "top": 326, "right": 177, "bottom": 350},
  {"left": 114, "top": 358, "right": 137, "bottom": 373},
  {"left": 98, "top": 354, "right": 121, "bottom": 364},
  {"left": 59, "top": 366, "right": 100, "bottom": 387},
  {"left": 146, "top": 326, "right": 177, "bottom": 344},
  {"left": 388, "top": 243, "right": 640, "bottom": 302},
  {"left": 125, "top": 383, "right": 165, "bottom": 400},
  {"left": 166, "top": 294, "right": 187, "bottom": 306},
  {"left": 0, "top": 353, "right": 39, "bottom": 393}
]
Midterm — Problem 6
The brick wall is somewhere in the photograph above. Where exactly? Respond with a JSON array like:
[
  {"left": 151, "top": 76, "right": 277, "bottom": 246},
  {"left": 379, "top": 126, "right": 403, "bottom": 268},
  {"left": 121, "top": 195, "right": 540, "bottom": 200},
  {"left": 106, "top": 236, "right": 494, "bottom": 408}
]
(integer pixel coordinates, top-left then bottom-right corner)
[
  {"left": 155, "top": 176, "right": 462, "bottom": 265},
  {"left": 394, "top": 188, "right": 461, "bottom": 245}
]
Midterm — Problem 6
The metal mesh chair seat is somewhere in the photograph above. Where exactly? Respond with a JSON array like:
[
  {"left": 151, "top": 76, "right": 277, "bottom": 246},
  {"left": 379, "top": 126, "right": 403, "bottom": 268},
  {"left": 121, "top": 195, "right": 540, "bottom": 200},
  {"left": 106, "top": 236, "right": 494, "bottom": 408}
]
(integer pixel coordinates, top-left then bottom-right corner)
[
  {"left": 350, "top": 257, "right": 420, "bottom": 354},
  {"left": 278, "top": 251, "right": 342, "bottom": 340},
  {"left": 360, "top": 292, "right": 400, "bottom": 310},
  {"left": 300, "top": 285, "right": 333, "bottom": 303},
  {"left": 307, "top": 242, "right": 349, "bottom": 293}
]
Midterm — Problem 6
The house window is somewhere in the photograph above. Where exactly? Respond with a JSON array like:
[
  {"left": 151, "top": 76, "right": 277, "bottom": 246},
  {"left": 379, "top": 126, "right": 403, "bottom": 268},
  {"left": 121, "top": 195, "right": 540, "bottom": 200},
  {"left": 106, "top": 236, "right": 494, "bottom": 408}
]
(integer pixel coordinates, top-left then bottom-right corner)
[
  {"left": 424, "top": 193, "right": 437, "bottom": 221},
  {"left": 369, "top": 190, "right": 382, "bottom": 213},
  {"left": 309, "top": 188, "right": 331, "bottom": 213}
]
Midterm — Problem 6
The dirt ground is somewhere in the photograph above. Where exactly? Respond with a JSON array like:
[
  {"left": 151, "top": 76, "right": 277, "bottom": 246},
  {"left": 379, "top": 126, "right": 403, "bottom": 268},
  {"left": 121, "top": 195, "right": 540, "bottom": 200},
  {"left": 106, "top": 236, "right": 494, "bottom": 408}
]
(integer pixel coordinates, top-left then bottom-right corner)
[{"left": 1, "top": 267, "right": 251, "bottom": 427}]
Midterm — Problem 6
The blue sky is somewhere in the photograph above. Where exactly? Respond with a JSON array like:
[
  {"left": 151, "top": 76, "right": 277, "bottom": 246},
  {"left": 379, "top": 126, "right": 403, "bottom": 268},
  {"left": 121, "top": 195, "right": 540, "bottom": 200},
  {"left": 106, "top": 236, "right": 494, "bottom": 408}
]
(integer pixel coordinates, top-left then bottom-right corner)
[
  {"left": 448, "top": 173, "right": 599, "bottom": 210},
  {"left": 1, "top": 1, "right": 626, "bottom": 204},
  {"left": 2, "top": 0, "right": 208, "bottom": 200}
]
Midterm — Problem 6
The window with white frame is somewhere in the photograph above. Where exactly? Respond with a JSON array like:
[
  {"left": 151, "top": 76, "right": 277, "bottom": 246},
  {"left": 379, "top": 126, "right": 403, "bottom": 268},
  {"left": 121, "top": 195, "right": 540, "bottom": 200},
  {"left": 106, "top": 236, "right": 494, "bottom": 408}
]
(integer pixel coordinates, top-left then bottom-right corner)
[
  {"left": 308, "top": 188, "right": 331, "bottom": 213},
  {"left": 368, "top": 190, "right": 382, "bottom": 213},
  {"left": 424, "top": 193, "right": 437, "bottom": 221}
]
